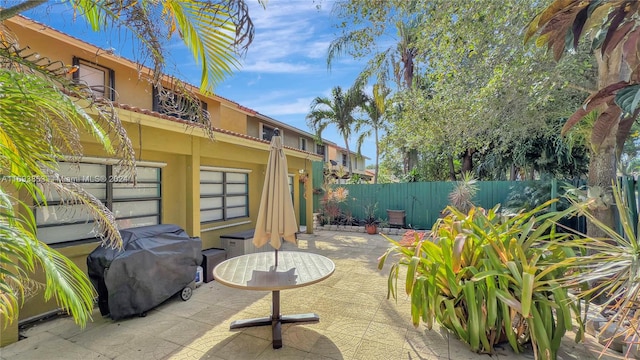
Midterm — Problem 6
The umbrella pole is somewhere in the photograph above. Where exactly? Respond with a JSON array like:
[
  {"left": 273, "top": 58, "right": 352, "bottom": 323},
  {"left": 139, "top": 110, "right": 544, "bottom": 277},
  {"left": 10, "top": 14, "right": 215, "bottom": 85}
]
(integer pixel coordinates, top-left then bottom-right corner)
[{"left": 275, "top": 249, "right": 278, "bottom": 268}]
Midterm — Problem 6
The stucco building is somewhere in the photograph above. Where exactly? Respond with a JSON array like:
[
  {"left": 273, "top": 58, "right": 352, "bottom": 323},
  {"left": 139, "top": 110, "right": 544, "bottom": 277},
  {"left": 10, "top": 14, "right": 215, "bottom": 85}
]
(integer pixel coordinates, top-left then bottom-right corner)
[{"left": 0, "top": 15, "right": 367, "bottom": 345}]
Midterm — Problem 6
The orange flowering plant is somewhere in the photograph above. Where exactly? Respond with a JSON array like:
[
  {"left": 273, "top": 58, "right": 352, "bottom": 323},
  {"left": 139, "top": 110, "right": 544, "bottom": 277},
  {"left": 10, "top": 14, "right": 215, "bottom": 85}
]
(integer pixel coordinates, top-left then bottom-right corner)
[{"left": 320, "top": 186, "right": 349, "bottom": 225}]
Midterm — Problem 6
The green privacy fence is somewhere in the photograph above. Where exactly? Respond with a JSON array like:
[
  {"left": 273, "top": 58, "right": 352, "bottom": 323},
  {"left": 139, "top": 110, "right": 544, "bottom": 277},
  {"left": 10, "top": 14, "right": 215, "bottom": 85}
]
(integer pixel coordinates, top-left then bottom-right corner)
[
  {"left": 308, "top": 160, "right": 533, "bottom": 229},
  {"left": 622, "top": 175, "right": 640, "bottom": 236},
  {"left": 298, "top": 161, "right": 329, "bottom": 226},
  {"left": 308, "top": 159, "right": 640, "bottom": 233},
  {"left": 322, "top": 181, "right": 534, "bottom": 230}
]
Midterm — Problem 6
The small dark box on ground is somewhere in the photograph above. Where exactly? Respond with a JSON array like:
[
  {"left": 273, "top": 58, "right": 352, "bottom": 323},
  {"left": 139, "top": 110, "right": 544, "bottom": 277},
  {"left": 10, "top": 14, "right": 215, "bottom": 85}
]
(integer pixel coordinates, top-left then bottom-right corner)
[
  {"left": 202, "top": 248, "right": 227, "bottom": 283},
  {"left": 387, "top": 210, "right": 406, "bottom": 228}
]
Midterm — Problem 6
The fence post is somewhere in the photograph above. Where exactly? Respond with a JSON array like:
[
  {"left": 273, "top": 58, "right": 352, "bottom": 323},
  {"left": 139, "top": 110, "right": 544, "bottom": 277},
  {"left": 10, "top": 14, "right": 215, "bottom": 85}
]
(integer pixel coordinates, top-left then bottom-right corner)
[{"left": 624, "top": 176, "right": 638, "bottom": 237}]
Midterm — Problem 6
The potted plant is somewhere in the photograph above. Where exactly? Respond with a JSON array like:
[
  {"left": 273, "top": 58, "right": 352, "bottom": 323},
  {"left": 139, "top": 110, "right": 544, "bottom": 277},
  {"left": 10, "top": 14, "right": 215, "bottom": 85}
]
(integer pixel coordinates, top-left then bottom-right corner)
[{"left": 363, "top": 202, "right": 379, "bottom": 234}]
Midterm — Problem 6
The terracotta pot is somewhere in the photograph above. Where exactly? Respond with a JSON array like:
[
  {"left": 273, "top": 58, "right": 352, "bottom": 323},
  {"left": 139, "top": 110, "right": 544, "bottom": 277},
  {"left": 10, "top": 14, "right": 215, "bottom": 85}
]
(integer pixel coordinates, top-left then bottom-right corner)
[{"left": 365, "top": 224, "right": 377, "bottom": 234}]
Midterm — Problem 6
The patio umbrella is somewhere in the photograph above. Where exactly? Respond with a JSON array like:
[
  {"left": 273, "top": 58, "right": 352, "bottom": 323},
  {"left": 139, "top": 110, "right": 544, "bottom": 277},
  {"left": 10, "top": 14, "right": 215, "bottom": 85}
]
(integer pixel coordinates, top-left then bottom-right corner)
[{"left": 253, "top": 129, "right": 298, "bottom": 267}]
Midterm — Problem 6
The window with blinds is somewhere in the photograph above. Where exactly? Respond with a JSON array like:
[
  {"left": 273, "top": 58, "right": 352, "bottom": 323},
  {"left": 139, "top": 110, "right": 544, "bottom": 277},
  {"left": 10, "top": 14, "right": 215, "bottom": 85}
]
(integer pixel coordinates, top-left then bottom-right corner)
[
  {"left": 35, "top": 162, "right": 161, "bottom": 245},
  {"left": 200, "top": 169, "right": 249, "bottom": 223}
]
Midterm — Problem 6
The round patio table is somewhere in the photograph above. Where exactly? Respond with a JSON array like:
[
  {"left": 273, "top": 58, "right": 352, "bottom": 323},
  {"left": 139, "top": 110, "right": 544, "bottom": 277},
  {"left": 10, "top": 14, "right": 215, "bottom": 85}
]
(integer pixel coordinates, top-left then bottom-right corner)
[{"left": 213, "top": 251, "right": 335, "bottom": 349}]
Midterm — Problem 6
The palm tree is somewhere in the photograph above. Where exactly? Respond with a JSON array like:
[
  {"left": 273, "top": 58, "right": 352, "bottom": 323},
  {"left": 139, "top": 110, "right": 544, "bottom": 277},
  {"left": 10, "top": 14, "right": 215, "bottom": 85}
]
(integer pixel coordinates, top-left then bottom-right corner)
[
  {"left": 307, "top": 84, "right": 365, "bottom": 175},
  {"left": 328, "top": 18, "right": 421, "bottom": 173},
  {"left": 0, "top": 0, "right": 254, "bottom": 328},
  {"left": 356, "top": 83, "right": 390, "bottom": 184},
  {"left": 328, "top": 18, "right": 421, "bottom": 89}
]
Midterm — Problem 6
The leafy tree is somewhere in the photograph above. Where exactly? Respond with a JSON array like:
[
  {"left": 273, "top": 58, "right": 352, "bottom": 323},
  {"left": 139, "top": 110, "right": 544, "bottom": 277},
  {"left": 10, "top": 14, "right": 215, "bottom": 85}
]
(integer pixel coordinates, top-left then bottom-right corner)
[
  {"left": 525, "top": 0, "right": 640, "bottom": 235},
  {"left": 307, "top": 84, "right": 365, "bottom": 175},
  {"left": 0, "top": 0, "right": 254, "bottom": 328},
  {"left": 329, "top": 6, "right": 424, "bottom": 173},
  {"left": 475, "top": 117, "right": 590, "bottom": 180},
  {"left": 334, "top": 0, "right": 593, "bottom": 182}
]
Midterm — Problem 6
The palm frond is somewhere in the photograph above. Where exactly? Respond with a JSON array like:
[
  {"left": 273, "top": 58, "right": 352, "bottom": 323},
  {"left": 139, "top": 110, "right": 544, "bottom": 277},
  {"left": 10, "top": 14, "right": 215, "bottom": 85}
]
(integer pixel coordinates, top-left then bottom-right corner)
[
  {"left": 34, "top": 243, "right": 95, "bottom": 327},
  {"left": 327, "top": 29, "right": 373, "bottom": 70},
  {"left": 40, "top": 172, "right": 122, "bottom": 249},
  {"left": 166, "top": 0, "right": 250, "bottom": 93},
  {"left": 0, "top": 191, "right": 38, "bottom": 325},
  {"left": 0, "top": 43, "right": 136, "bottom": 176}
]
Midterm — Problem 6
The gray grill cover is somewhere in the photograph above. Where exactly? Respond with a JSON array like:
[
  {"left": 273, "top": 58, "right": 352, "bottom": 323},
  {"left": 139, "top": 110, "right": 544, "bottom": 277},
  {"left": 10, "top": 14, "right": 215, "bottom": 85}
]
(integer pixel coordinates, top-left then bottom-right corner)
[{"left": 87, "top": 224, "right": 202, "bottom": 320}]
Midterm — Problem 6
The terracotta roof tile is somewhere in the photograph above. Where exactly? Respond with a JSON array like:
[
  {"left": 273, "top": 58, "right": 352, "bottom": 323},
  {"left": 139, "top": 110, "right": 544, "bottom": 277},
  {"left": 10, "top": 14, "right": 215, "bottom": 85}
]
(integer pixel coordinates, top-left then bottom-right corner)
[
  {"left": 12, "top": 15, "right": 321, "bottom": 159},
  {"left": 111, "top": 102, "right": 318, "bottom": 157}
]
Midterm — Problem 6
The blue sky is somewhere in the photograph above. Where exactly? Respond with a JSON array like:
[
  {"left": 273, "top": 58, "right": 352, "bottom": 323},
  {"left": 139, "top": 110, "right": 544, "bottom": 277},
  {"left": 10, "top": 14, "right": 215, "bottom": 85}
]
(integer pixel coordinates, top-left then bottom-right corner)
[{"left": 23, "top": 0, "right": 379, "bottom": 163}]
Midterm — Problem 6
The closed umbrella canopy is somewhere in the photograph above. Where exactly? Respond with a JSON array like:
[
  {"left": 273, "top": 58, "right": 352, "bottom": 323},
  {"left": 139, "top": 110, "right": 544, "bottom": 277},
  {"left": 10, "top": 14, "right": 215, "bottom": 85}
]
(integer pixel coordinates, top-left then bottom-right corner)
[{"left": 253, "top": 129, "right": 298, "bottom": 251}]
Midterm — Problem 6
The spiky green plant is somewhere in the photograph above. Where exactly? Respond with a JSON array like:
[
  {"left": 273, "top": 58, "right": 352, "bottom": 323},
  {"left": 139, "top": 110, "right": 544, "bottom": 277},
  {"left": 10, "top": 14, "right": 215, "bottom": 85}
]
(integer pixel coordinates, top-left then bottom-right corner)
[
  {"left": 558, "top": 183, "right": 640, "bottom": 358},
  {"left": 378, "top": 202, "right": 582, "bottom": 359},
  {"left": 448, "top": 171, "right": 478, "bottom": 213}
]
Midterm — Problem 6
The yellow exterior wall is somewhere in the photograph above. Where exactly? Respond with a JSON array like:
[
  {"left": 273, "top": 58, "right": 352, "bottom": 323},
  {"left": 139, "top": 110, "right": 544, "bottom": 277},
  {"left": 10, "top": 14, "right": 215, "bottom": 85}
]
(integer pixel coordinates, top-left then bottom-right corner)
[
  {"left": 246, "top": 117, "right": 260, "bottom": 139},
  {"left": 15, "top": 116, "right": 315, "bottom": 324},
  {"left": 246, "top": 116, "right": 316, "bottom": 153},
  {"left": 19, "top": 242, "right": 100, "bottom": 321},
  {"left": 0, "top": 316, "right": 18, "bottom": 346},
  {"left": 328, "top": 145, "right": 339, "bottom": 164},
  {"left": 282, "top": 131, "right": 300, "bottom": 149},
  {"left": 219, "top": 105, "right": 248, "bottom": 134},
  {"left": 10, "top": 22, "right": 153, "bottom": 110},
  {"left": 208, "top": 101, "right": 222, "bottom": 128}
]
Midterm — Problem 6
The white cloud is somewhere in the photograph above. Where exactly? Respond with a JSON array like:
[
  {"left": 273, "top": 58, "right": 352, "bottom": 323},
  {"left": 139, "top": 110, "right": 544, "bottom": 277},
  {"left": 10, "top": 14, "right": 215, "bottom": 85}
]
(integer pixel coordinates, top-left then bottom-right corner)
[
  {"left": 254, "top": 97, "right": 316, "bottom": 116},
  {"left": 238, "top": 0, "right": 335, "bottom": 73},
  {"left": 240, "top": 60, "right": 311, "bottom": 73},
  {"left": 247, "top": 75, "right": 262, "bottom": 86},
  {"left": 307, "top": 40, "right": 332, "bottom": 59}
]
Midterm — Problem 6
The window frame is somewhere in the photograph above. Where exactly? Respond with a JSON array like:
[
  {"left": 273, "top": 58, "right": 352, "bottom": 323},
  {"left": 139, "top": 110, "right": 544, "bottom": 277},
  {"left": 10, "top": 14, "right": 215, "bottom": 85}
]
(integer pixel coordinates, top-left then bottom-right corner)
[
  {"left": 299, "top": 137, "right": 307, "bottom": 151},
  {"left": 260, "top": 123, "right": 277, "bottom": 141},
  {"left": 152, "top": 86, "right": 208, "bottom": 122},
  {"left": 35, "top": 161, "right": 162, "bottom": 246},
  {"left": 199, "top": 167, "right": 249, "bottom": 224},
  {"left": 72, "top": 57, "right": 115, "bottom": 100},
  {"left": 316, "top": 143, "right": 327, "bottom": 162}
]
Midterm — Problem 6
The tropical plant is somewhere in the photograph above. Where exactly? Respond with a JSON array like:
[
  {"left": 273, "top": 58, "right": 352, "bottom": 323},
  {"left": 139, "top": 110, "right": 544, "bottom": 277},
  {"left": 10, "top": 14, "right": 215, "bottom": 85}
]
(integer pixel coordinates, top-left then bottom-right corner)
[
  {"left": 0, "top": 66, "right": 131, "bottom": 328},
  {"left": 525, "top": 1, "right": 640, "bottom": 237},
  {"left": 0, "top": 0, "right": 255, "bottom": 328},
  {"left": 320, "top": 186, "right": 349, "bottom": 225},
  {"left": 328, "top": 13, "right": 422, "bottom": 89},
  {"left": 378, "top": 203, "right": 582, "bottom": 359},
  {"left": 558, "top": 182, "right": 640, "bottom": 358},
  {"left": 362, "top": 201, "right": 379, "bottom": 226},
  {"left": 329, "top": 16, "right": 423, "bottom": 174},
  {"left": 347, "top": 173, "right": 362, "bottom": 184},
  {"left": 307, "top": 83, "right": 365, "bottom": 175},
  {"left": 448, "top": 171, "right": 478, "bottom": 213},
  {"left": 361, "top": 201, "right": 379, "bottom": 234}
]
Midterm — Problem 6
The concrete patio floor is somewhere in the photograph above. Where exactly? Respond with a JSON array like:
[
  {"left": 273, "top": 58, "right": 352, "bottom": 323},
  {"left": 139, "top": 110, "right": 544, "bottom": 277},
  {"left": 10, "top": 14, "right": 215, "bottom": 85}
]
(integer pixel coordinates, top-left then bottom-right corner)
[{"left": 0, "top": 230, "right": 620, "bottom": 360}]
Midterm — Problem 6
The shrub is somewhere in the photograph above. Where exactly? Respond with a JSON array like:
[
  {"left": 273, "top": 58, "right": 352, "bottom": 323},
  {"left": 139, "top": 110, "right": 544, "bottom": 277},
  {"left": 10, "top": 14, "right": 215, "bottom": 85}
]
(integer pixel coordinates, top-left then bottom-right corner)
[{"left": 378, "top": 202, "right": 582, "bottom": 359}]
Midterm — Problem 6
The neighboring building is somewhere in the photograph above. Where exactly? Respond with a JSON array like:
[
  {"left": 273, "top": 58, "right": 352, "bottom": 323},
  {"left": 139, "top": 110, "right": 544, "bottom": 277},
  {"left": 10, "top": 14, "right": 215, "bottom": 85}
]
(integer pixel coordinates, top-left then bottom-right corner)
[
  {"left": 325, "top": 144, "right": 371, "bottom": 183},
  {"left": 1, "top": 15, "right": 327, "bottom": 344},
  {"left": 364, "top": 169, "right": 377, "bottom": 183}
]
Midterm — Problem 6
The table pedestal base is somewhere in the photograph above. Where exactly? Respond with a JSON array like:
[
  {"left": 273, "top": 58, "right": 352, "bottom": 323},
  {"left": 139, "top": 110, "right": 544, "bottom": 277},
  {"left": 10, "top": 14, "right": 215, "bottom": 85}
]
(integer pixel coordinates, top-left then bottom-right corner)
[{"left": 229, "top": 290, "right": 319, "bottom": 349}]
